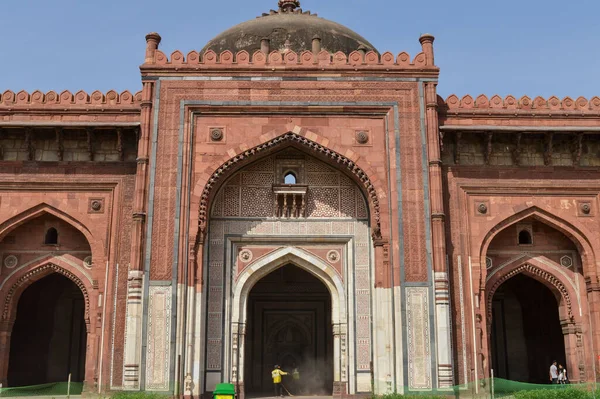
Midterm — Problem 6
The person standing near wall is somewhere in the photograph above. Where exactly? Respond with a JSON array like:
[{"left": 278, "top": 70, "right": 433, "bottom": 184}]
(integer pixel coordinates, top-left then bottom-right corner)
[
  {"left": 549, "top": 360, "right": 558, "bottom": 384},
  {"left": 291, "top": 363, "right": 300, "bottom": 394}
]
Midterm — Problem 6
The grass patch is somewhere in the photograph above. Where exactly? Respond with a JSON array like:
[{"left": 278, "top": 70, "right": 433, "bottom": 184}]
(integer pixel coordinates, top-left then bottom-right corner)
[
  {"left": 375, "top": 393, "right": 448, "bottom": 399},
  {"left": 513, "top": 387, "right": 596, "bottom": 399}
]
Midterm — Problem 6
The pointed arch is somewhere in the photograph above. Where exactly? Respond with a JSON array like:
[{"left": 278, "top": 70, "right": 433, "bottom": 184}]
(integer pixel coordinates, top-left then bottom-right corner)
[
  {"left": 0, "top": 257, "right": 93, "bottom": 328},
  {"left": 233, "top": 246, "right": 345, "bottom": 325},
  {"left": 485, "top": 256, "right": 579, "bottom": 325},
  {"left": 0, "top": 203, "right": 97, "bottom": 251},
  {"left": 192, "top": 128, "right": 384, "bottom": 243},
  {"left": 480, "top": 206, "right": 595, "bottom": 271}
]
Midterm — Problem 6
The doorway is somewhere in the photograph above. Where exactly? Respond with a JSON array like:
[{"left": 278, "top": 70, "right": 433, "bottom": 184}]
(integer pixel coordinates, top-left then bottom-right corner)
[
  {"left": 490, "top": 274, "right": 565, "bottom": 383},
  {"left": 244, "top": 264, "right": 333, "bottom": 395},
  {"left": 7, "top": 273, "right": 87, "bottom": 386}
]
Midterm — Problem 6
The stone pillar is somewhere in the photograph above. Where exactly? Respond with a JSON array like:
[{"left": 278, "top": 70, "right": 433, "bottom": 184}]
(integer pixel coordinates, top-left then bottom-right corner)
[
  {"left": 231, "top": 322, "right": 246, "bottom": 399},
  {"left": 585, "top": 277, "right": 600, "bottom": 381},
  {"left": 0, "top": 322, "right": 12, "bottom": 386},
  {"left": 434, "top": 272, "right": 453, "bottom": 387},
  {"left": 561, "top": 319, "right": 586, "bottom": 383},
  {"left": 422, "top": 45, "right": 454, "bottom": 387},
  {"left": 332, "top": 323, "right": 347, "bottom": 397},
  {"left": 123, "top": 270, "right": 144, "bottom": 389},
  {"left": 372, "top": 238, "right": 395, "bottom": 394},
  {"left": 122, "top": 33, "right": 160, "bottom": 389}
]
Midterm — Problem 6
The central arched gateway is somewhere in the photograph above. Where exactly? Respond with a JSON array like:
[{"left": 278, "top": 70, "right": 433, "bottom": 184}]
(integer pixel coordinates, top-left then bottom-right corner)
[
  {"left": 232, "top": 247, "right": 346, "bottom": 397},
  {"left": 200, "top": 147, "right": 374, "bottom": 397},
  {"left": 241, "top": 261, "right": 335, "bottom": 395}
]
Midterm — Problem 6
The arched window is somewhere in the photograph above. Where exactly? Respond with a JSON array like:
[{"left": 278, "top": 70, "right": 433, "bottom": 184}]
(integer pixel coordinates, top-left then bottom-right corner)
[
  {"left": 44, "top": 227, "right": 58, "bottom": 245},
  {"left": 284, "top": 172, "right": 297, "bottom": 185},
  {"left": 518, "top": 229, "right": 532, "bottom": 245}
]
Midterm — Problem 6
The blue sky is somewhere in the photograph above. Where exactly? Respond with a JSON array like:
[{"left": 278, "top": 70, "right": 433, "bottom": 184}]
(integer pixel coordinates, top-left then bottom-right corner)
[{"left": 1, "top": 0, "right": 598, "bottom": 99}]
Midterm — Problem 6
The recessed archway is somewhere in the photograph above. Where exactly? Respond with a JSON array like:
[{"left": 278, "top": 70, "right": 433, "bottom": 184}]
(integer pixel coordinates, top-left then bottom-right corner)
[
  {"left": 7, "top": 273, "right": 87, "bottom": 386},
  {"left": 200, "top": 142, "right": 372, "bottom": 397},
  {"left": 244, "top": 264, "right": 333, "bottom": 395},
  {"left": 484, "top": 215, "right": 588, "bottom": 384},
  {"left": 490, "top": 274, "right": 565, "bottom": 383},
  {"left": 0, "top": 209, "right": 96, "bottom": 388},
  {"left": 230, "top": 247, "right": 347, "bottom": 398}
]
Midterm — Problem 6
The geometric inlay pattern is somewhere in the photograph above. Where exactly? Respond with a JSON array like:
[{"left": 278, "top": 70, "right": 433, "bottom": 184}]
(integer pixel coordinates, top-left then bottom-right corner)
[
  {"left": 205, "top": 148, "right": 373, "bottom": 380},
  {"left": 406, "top": 286, "right": 432, "bottom": 390},
  {"left": 212, "top": 152, "right": 368, "bottom": 220},
  {"left": 560, "top": 255, "right": 573, "bottom": 268},
  {"left": 199, "top": 132, "right": 380, "bottom": 232},
  {"left": 146, "top": 285, "right": 172, "bottom": 391},
  {"left": 206, "top": 218, "right": 372, "bottom": 374},
  {"left": 3, "top": 255, "right": 18, "bottom": 269}
]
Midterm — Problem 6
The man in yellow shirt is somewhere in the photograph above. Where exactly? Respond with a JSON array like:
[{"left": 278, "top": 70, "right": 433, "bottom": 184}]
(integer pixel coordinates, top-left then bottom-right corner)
[{"left": 271, "top": 364, "right": 288, "bottom": 397}]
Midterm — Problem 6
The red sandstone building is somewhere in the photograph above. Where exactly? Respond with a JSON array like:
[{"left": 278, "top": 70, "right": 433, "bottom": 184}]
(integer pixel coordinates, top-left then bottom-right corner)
[{"left": 1, "top": 0, "right": 599, "bottom": 396}]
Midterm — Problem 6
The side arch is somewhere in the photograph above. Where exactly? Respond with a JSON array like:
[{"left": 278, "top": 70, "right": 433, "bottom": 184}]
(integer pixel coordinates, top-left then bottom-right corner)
[
  {"left": 479, "top": 206, "right": 595, "bottom": 274},
  {"left": 485, "top": 257, "right": 578, "bottom": 325},
  {"left": 192, "top": 128, "right": 385, "bottom": 243},
  {"left": 0, "top": 257, "right": 93, "bottom": 328},
  {"left": 233, "top": 246, "right": 346, "bottom": 325},
  {"left": 0, "top": 203, "right": 101, "bottom": 257}
]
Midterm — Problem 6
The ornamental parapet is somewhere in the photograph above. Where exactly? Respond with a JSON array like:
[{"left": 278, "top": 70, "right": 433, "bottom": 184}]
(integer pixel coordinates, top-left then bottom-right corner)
[
  {"left": 439, "top": 94, "right": 600, "bottom": 113},
  {"left": 141, "top": 48, "right": 435, "bottom": 69},
  {"left": 139, "top": 31, "right": 439, "bottom": 77},
  {"left": 0, "top": 89, "right": 142, "bottom": 108}
]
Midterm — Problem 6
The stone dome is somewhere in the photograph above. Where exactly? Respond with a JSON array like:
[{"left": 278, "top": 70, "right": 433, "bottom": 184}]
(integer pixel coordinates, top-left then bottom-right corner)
[{"left": 201, "top": 0, "right": 377, "bottom": 55}]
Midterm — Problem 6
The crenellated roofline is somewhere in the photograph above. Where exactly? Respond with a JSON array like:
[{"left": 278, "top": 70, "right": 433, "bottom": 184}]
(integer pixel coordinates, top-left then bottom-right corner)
[
  {"left": 139, "top": 48, "right": 438, "bottom": 74},
  {"left": 439, "top": 94, "right": 600, "bottom": 114},
  {"left": 0, "top": 89, "right": 142, "bottom": 107},
  {"left": 140, "top": 32, "right": 439, "bottom": 77}
]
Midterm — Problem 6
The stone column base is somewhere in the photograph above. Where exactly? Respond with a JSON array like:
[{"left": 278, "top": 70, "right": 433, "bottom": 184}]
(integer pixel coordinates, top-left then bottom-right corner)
[
  {"left": 235, "top": 382, "right": 245, "bottom": 399},
  {"left": 333, "top": 381, "right": 348, "bottom": 397}
]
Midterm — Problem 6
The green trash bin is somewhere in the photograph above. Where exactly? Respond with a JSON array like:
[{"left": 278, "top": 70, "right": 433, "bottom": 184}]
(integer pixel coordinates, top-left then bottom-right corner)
[{"left": 213, "top": 383, "right": 236, "bottom": 399}]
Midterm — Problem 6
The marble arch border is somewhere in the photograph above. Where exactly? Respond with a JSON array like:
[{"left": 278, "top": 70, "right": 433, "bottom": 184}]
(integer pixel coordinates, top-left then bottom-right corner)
[
  {"left": 232, "top": 246, "right": 346, "bottom": 325},
  {"left": 230, "top": 246, "right": 347, "bottom": 396}
]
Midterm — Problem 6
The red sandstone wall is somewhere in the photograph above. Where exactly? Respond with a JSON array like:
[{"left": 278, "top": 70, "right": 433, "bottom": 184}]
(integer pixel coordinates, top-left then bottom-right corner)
[
  {"left": 444, "top": 165, "right": 600, "bottom": 384},
  {"left": 0, "top": 163, "right": 136, "bottom": 387},
  {"left": 145, "top": 78, "right": 430, "bottom": 289}
]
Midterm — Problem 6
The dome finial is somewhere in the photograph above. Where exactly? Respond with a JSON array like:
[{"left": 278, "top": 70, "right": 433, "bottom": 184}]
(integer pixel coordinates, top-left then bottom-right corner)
[{"left": 278, "top": 0, "right": 300, "bottom": 12}]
